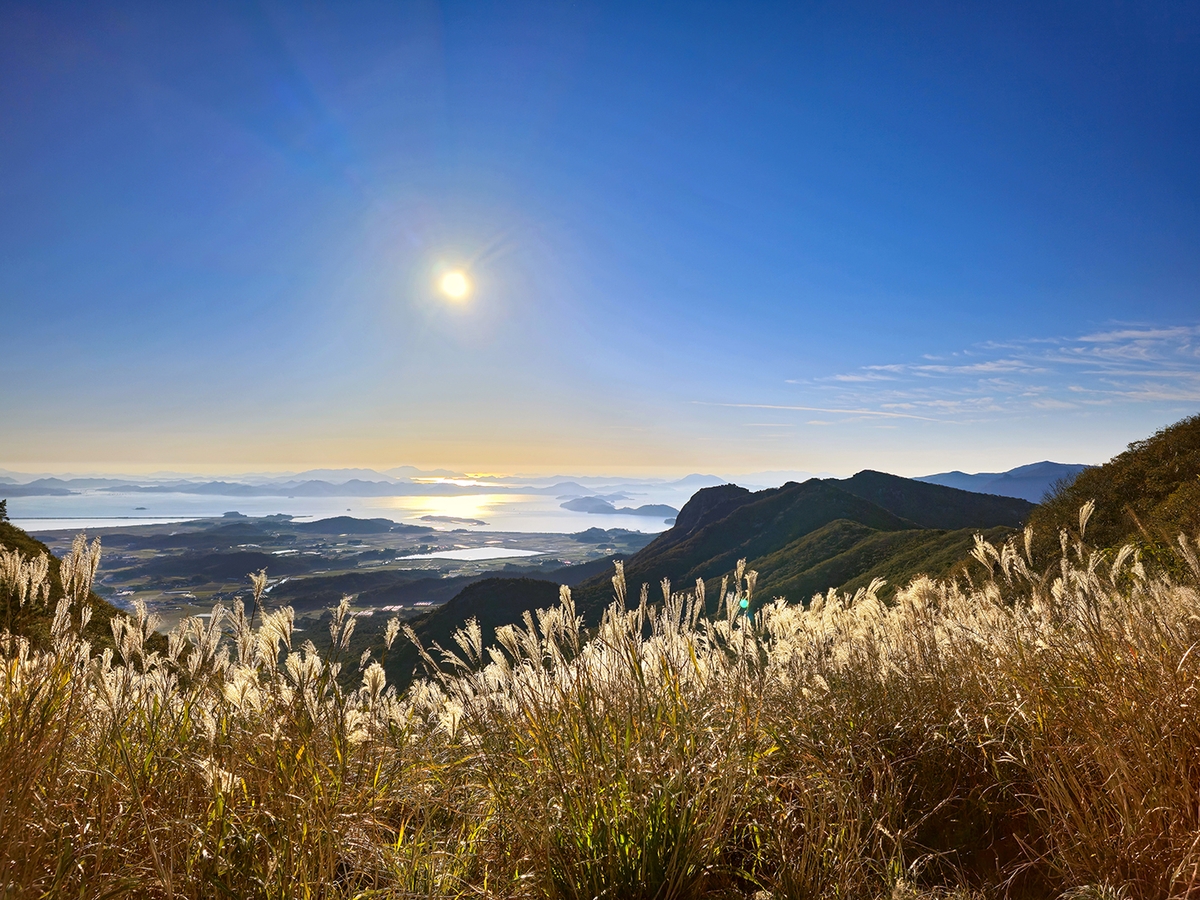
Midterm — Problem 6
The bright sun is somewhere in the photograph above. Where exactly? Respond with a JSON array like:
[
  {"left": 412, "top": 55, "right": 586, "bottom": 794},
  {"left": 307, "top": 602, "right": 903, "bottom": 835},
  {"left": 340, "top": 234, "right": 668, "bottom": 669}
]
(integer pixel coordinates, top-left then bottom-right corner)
[{"left": 438, "top": 270, "right": 471, "bottom": 300}]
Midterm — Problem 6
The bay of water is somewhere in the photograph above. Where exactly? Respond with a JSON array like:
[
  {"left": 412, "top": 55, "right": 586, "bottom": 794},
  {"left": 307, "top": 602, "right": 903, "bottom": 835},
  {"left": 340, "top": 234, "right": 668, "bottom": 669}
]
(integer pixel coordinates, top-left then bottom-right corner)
[{"left": 7, "top": 490, "right": 680, "bottom": 535}]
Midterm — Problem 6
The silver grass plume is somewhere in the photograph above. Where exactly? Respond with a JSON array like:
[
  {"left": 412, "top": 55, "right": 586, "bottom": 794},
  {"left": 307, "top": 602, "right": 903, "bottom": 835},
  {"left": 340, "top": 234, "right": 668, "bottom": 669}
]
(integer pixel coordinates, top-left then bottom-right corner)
[
  {"left": 1178, "top": 533, "right": 1200, "bottom": 580},
  {"left": 452, "top": 617, "right": 484, "bottom": 666},
  {"left": 612, "top": 560, "right": 627, "bottom": 607},
  {"left": 362, "top": 661, "right": 386, "bottom": 704},
  {"left": 331, "top": 596, "right": 355, "bottom": 650},
  {"left": 0, "top": 546, "right": 50, "bottom": 610},
  {"left": 558, "top": 585, "right": 580, "bottom": 653},
  {"left": 59, "top": 533, "right": 101, "bottom": 610},
  {"left": 1079, "top": 499, "right": 1096, "bottom": 540},
  {"left": 384, "top": 615, "right": 401, "bottom": 650},
  {"left": 248, "top": 568, "right": 268, "bottom": 628}
]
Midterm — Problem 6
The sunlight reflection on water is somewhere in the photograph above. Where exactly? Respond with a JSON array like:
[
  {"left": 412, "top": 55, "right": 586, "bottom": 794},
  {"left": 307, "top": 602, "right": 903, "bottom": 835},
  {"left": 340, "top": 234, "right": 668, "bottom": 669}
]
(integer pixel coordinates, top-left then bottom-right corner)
[
  {"left": 398, "top": 548, "right": 542, "bottom": 561},
  {"left": 10, "top": 490, "right": 678, "bottom": 535}
]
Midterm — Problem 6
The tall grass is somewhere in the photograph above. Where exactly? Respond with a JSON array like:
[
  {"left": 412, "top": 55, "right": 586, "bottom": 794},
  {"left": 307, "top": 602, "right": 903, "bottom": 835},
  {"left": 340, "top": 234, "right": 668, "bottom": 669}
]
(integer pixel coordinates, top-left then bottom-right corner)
[{"left": 4, "top": 517, "right": 1200, "bottom": 898}]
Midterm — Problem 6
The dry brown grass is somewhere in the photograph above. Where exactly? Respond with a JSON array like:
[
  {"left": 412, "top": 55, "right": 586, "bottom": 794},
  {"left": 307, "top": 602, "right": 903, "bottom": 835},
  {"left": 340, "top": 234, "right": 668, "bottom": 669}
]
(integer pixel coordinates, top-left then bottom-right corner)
[{"left": 3, "top": 516, "right": 1200, "bottom": 899}]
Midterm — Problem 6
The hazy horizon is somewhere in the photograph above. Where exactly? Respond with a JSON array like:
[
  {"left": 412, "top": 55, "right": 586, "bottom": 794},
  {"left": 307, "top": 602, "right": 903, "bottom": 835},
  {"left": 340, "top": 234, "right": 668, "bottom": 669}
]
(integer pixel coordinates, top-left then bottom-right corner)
[
  {"left": 0, "top": 457, "right": 1082, "bottom": 484},
  {"left": 1, "top": 458, "right": 1085, "bottom": 536}
]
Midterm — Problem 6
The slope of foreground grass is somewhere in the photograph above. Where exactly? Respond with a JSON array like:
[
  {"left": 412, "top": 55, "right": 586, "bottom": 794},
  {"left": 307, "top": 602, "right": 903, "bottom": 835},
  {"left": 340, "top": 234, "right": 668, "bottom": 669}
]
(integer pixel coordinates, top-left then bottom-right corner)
[
  {"left": 0, "top": 523, "right": 139, "bottom": 655},
  {"left": 4, "top": 513, "right": 1200, "bottom": 898}
]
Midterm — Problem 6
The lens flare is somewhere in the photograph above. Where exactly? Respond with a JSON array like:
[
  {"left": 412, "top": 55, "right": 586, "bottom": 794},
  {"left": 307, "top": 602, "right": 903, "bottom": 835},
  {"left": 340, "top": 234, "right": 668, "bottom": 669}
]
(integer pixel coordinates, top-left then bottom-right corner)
[{"left": 439, "top": 270, "right": 471, "bottom": 300}]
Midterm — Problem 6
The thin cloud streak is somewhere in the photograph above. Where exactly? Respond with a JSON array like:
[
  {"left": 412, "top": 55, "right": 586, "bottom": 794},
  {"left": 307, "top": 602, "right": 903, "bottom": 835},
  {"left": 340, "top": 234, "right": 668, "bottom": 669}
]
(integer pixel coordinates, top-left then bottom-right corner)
[
  {"left": 699, "top": 402, "right": 940, "bottom": 422},
  {"left": 802, "top": 325, "right": 1200, "bottom": 424}
]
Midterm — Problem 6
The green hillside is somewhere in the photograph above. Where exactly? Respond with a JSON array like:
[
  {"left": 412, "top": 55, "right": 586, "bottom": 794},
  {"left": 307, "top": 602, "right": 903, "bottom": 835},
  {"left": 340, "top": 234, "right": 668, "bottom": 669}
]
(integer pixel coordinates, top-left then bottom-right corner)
[
  {"left": 833, "top": 469, "right": 1033, "bottom": 529},
  {"left": 832, "top": 525, "right": 1012, "bottom": 596},
  {"left": 570, "top": 479, "right": 914, "bottom": 615},
  {"left": 1026, "top": 412, "right": 1200, "bottom": 565},
  {"left": 0, "top": 521, "right": 129, "bottom": 653},
  {"left": 389, "top": 577, "right": 562, "bottom": 681},
  {"left": 753, "top": 521, "right": 1012, "bottom": 602},
  {"left": 569, "top": 473, "right": 1031, "bottom": 617},
  {"left": 389, "top": 473, "right": 1033, "bottom": 688}
]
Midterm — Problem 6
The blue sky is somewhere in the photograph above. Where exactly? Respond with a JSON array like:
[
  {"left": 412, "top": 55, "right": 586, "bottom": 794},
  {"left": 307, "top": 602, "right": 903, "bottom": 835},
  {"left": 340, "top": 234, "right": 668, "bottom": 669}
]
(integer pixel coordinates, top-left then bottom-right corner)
[{"left": 2, "top": 1, "right": 1198, "bottom": 476}]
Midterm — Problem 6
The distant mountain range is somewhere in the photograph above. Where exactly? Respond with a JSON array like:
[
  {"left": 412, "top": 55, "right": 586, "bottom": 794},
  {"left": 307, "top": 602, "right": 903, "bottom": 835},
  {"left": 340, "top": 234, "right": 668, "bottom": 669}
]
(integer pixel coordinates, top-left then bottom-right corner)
[
  {"left": 0, "top": 462, "right": 1087, "bottom": 505},
  {"left": 0, "top": 472, "right": 720, "bottom": 501},
  {"left": 1, "top": 481, "right": 77, "bottom": 497},
  {"left": 916, "top": 461, "right": 1089, "bottom": 503}
]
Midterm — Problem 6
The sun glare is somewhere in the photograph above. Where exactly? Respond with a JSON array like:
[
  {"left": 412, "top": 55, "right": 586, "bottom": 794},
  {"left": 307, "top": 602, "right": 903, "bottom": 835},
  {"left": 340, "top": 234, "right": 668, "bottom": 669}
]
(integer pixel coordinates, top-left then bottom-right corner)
[
  {"left": 379, "top": 493, "right": 503, "bottom": 521},
  {"left": 438, "top": 270, "right": 471, "bottom": 300}
]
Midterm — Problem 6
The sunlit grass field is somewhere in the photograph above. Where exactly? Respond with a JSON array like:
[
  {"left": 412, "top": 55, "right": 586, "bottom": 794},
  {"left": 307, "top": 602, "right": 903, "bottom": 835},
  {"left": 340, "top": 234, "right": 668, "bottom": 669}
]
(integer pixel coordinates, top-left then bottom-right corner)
[{"left": 5, "top": 507, "right": 1200, "bottom": 899}]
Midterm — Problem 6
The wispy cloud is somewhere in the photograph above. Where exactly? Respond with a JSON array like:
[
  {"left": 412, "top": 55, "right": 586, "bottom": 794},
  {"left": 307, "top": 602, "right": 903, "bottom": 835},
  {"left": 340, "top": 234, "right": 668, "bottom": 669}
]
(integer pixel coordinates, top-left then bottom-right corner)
[
  {"left": 698, "top": 402, "right": 940, "bottom": 422},
  {"left": 822, "top": 372, "right": 897, "bottom": 383},
  {"left": 1078, "top": 325, "right": 1200, "bottom": 344},
  {"left": 865, "top": 359, "right": 1048, "bottom": 376},
  {"left": 777, "top": 324, "right": 1200, "bottom": 425}
]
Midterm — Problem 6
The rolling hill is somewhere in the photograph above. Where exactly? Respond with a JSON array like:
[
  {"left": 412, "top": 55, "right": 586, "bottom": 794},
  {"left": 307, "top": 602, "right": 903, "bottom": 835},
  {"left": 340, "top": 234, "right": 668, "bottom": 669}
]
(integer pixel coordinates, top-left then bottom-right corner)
[
  {"left": 567, "top": 472, "right": 1030, "bottom": 618},
  {"left": 0, "top": 521, "right": 146, "bottom": 654},
  {"left": 386, "top": 472, "right": 1034, "bottom": 686},
  {"left": 836, "top": 470, "right": 1033, "bottom": 528},
  {"left": 1025, "top": 413, "right": 1200, "bottom": 565}
]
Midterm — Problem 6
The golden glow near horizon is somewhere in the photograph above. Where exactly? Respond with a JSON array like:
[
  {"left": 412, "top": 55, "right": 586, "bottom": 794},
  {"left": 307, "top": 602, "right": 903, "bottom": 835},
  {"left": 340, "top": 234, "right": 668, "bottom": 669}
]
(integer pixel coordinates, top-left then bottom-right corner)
[
  {"left": 412, "top": 477, "right": 498, "bottom": 487},
  {"left": 438, "top": 270, "right": 471, "bottom": 300},
  {"left": 378, "top": 493, "right": 506, "bottom": 521}
]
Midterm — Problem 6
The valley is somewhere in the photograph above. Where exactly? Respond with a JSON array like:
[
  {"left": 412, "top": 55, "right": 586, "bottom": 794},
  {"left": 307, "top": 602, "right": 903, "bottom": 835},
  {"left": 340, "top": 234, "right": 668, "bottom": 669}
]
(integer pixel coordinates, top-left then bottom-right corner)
[{"left": 31, "top": 515, "right": 655, "bottom": 632}]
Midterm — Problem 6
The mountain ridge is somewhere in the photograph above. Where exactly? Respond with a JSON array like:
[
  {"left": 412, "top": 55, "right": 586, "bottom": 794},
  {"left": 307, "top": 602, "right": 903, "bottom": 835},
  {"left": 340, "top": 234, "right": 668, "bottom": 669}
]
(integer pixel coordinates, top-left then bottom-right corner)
[
  {"left": 568, "top": 473, "right": 1032, "bottom": 618},
  {"left": 385, "top": 471, "right": 1036, "bottom": 686},
  {"left": 917, "top": 461, "right": 1089, "bottom": 503}
]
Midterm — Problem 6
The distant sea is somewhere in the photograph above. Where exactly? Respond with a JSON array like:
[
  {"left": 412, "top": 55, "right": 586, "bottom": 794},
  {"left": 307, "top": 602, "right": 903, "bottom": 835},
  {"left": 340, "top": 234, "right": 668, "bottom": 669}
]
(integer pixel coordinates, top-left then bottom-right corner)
[{"left": 8, "top": 490, "right": 682, "bottom": 535}]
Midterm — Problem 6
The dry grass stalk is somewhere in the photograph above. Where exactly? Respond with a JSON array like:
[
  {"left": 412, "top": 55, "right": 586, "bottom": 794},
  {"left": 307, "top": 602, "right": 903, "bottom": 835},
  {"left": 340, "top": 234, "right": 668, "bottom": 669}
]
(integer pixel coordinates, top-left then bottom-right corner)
[{"left": 2, "top": 513, "right": 1200, "bottom": 898}]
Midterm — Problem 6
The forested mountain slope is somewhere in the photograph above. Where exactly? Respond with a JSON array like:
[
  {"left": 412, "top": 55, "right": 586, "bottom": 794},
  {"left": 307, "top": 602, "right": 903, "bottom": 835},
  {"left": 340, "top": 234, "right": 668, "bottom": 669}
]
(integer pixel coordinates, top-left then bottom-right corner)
[
  {"left": 389, "top": 473, "right": 1033, "bottom": 685},
  {"left": 1026, "top": 413, "right": 1200, "bottom": 564},
  {"left": 568, "top": 473, "right": 1031, "bottom": 618}
]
